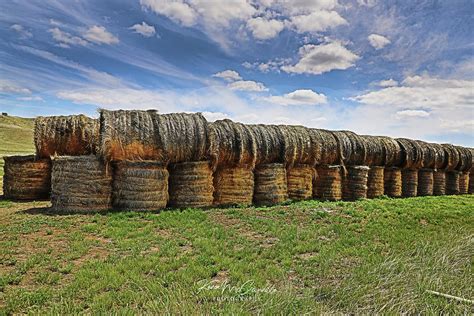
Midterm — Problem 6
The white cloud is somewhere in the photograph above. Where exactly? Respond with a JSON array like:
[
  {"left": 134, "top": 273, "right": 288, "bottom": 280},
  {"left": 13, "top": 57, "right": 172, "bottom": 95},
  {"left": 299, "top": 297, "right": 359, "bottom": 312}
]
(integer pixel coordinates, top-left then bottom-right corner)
[
  {"left": 270, "top": 0, "right": 338, "bottom": 15},
  {"left": 290, "top": 10, "right": 347, "bottom": 33},
  {"left": 140, "top": 0, "right": 197, "bottom": 26},
  {"left": 49, "top": 27, "right": 88, "bottom": 47},
  {"left": 10, "top": 24, "right": 33, "bottom": 39},
  {"left": 0, "top": 80, "right": 32, "bottom": 95},
  {"left": 282, "top": 42, "right": 359, "bottom": 75},
  {"left": 17, "top": 96, "right": 44, "bottom": 101},
  {"left": 129, "top": 22, "right": 156, "bottom": 37},
  {"left": 201, "top": 111, "right": 230, "bottom": 122},
  {"left": 357, "top": 0, "right": 377, "bottom": 7},
  {"left": 212, "top": 70, "right": 242, "bottom": 82},
  {"left": 368, "top": 33, "right": 391, "bottom": 49},
  {"left": 246, "top": 17, "right": 285, "bottom": 40},
  {"left": 83, "top": 26, "right": 119, "bottom": 45},
  {"left": 396, "top": 109, "right": 430, "bottom": 119},
  {"left": 378, "top": 78, "right": 398, "bottom": 87},
  {"left": 264, "top": 89, "right": 327, "bottom": 106},
  {"left": 228, "top": 80, "right": 268, "bottom": 92}
]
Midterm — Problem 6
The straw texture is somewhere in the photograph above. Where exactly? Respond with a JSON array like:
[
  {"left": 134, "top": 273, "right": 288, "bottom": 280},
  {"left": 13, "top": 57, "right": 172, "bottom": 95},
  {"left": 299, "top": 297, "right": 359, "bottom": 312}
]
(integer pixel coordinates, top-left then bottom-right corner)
[
  {"left": 287, "top": 164, "right": 314, "bottom": 201},
  {"left": 253, "top": 163, "right": 288, "bottom": 205},
  {"left": 213, "top": 166, "right": 254, "bottom": 206},
  {"left": 446, "top": 171, "right": 460, "bottom": 195},
  {"left": 458, "top": 172, "right": 469, "bottom": 194},
  {"left": 401, "top": 169, "right": 418, "bottom": 197},
  {"left": 417, "top": 168, "right": 434, "bottom": 196},
  {"left": 384, "top": 167, "right": 402, "bottom": 197},
  {"left": 343, "top": 166, "right": 369, "bottom": 200},
  {"left": 367, "top": 166, "right": 384, "bottom": 198},
  {"left": 433, "top": 170, "right": 446, "bottom": 196},
  {"left": 315, "top": 165, "right": 342, "bottom": 201}
]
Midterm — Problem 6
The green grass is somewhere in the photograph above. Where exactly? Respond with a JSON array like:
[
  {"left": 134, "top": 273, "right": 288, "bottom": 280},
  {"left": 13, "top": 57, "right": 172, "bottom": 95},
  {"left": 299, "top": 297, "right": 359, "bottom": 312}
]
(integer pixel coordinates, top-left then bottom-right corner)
[{"left": 1, "top": 196, "right": 473, "bottom": 314}]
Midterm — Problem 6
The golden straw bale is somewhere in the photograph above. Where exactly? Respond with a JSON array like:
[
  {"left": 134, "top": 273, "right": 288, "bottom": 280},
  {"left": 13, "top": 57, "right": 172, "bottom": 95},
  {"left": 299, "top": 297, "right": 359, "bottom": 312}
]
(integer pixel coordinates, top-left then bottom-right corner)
[
  {"left": 248, "top": 125, "right": 285, "bottom": 165},
  {"left": 343, "top": 166, "right": 369, "bottom": 201},
  {"left": 315, "top": 165, "right": 342, "bottom": 201},
  {"left": 401, "top": 169, "right": 418, "bottom": 197},
  {"left": 433, "top": 170, "right": 446, "bottom": 196},
  {"left": 278, "top": 125, "right": 313, "bottom": 168},
  {"left": 445, "top": 170, "right": 460, "bottom": 195},
  {"left": 384, "top": 167, "right": 402, "bottom": 197},
  {"left": 417, "top": 168, "right": 434, "bottom": 196},
  {"left": 3, "top": 155, "right": 51, "bottom": 200},
  {"left": 367, "top": 166, "right": 384, "bottom": 198},
  {"left": 51, "top": 156, "right": 112, "bottom": 212},
  {"left": 287, "top": 164, "right": 314, "bottom": 201},
  {"left": 213, "top": 166, "right": 254, "bottom": 206},
  {"left": 377, "top": 136, "right": 402, "bottom": 167},
  {"left": 253, "top": 163, "right": 288, "bottom": 205},
  {"left": 308, "top": 129, "right": 339, "bottom": 165},
  {"left": 112, "top": 160, "right": 168, "bottom": 211},
  {"left": 168, "top": 161, "right": 214, "bottom": 208},
  {"left": 34, "top": 115, "right": 99, "bottom": 158},
  {"left": 360, "top": 136, "right": 384, "bottom": 166},
  {"left": 332, "top": 131, "right": 366, "bottom": 166},
  {"left": 459, "top": 172, "right": 469, "bottom": 194},
  {"left": 416, "top": 141, "right": 437, "bottom": 169}
]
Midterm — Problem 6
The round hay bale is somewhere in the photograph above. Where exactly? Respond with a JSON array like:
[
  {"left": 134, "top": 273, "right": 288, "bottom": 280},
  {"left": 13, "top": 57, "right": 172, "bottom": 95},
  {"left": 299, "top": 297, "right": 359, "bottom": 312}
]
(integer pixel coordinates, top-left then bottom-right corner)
[
  {"left": 342, "top": 166, "right": 369, "bottom": 201},
  {"left": 377, "top": 136, "right": 402, "bottom": 167},
  {"left": 360, "top": 136, "right": 384, "bottom": 166},
  {"left": 213, "top": 166, "right": 254, "bottom": 206},
  {"left": 3, "top": 155, "right": 51, "bottom": 200},
  {"left": 314, "top": 165, "right": 342, "bottom": 201},
  {"left": 112, "top": 161, "right": 168, "bottom": 211},
  {"left": 445, "top": 171, "right": 460, "bottom": 195},
  {"left": 442, "top": 144, "right": 460, "bottom": 171},
  {"left": 433, "top": 170, "right": 446, "bottom": 196},
  {"left": 168, "top": 161, "right": 213, "bottom": 208},
  {"left": 208, "top": 120, "right": 257, "bottom": 170},
  {"left": 459, "top": 172, "right": 469, "bottom": 194},
  {"left": 278, "top": 125, "right": 313, "bottom": 168},
  {"left": 395, "top": 138, "right": 423, "bottom": 169},
  {"left": 51, "top": 156, "right": 112, "bottom": 212},
  {"left": 100, "top": 110, "right": 210, "bottom": 163},
  {"left": 401, "top": 169, "right": 418, "bottom": 197},
  {"left": 417, "top": 168, "right": 434, "bottom": 196},
  {"left": 416, "top": 141, "right": 437, "bottom": 169},
  {"left": 332, "top": 131, "right": 366, "bottom": 166},
  {"left": 35, "top": 115, "right": 99, "bottom": 158},
  {"left": 367, "top": 166, "right": 384, "bottom": 199},
  {"left": 287, "top": 164, "right": 314, "bottom": 201},
  {"left": 253, "top": 163, "right": 288, "bottom": 205},
  {"left": 454, "top": 146, "right": 472, "bottom": 171},
  {"left": 248, "top": 125, "right": 285, "bottom": 165},
  {"left": 308, "top": 129, "right": 339, "bottom": 165},
  {"left": 384, "top": 167, "right": 402, "bottom": 197}
]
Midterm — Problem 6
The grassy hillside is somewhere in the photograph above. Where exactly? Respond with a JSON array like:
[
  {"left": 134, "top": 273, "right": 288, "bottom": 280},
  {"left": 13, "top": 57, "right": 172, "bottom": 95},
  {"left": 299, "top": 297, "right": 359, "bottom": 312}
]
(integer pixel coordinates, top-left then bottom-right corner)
[{"left": 1, "top": 196, "right": 473, "bottom": 314}]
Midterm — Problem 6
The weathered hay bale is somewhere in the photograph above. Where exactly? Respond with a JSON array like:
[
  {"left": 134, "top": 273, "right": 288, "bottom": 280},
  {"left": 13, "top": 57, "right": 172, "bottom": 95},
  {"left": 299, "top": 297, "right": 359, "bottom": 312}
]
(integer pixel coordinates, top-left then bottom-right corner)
[
  {"left": 332, "top": 131, "right": 366, "bottom": 166},
  {"left": 247, "top": 125, "right": 285, "bottom": 165},
  {"left": 433, "top": 170, "right": 446, "bottom": 196},
  {"left": 308, "top": 129, "right": 339, "bottom": 165},
  {"left": 469, "top": 167, "right": 474, "bottom": 194},
  {"left": 253, "top": 163, "right": 288, "bottom": 205},
  {"left": 377, "top": 136, "right": 402, "bottom": 167},
  {"left": 384, "top": 167, "right": 402, "bottom": 197},
  {"left": 342, "top": 166, "right": 369, "bottom": 201},
  {"left": 401, "top": 169, "right": 418, "bottom": 197},
  {"left": 35, "top": 115, "right": 99, "bottom": 158},
  {"left": 360, "top": 136, "right": 384, "bottom": 166},
  {"left": 454, "top": 146, "right": 472, "bottom": 171},
  {"left": 445, "top": 171, "right": 460, "bottom": 195},
  {"left": 395, "top": 138, "right": 423, "bottom": 169},
  {"left": 431, "top": 143, "right": 447, "bottom": 170},
  {"left": 51, "top": 156, "right": 112, "bottom": 212},
  {"left": 278, "top": 125, "right": 313, "bottom": 168},
  {"left": 416, "top": 141, "right": 437, "bottom": 169},
  {"left": 367, "top": 166, "right": 384, "bottom": 198},
  {"left": 442, "top": 144, "right": 460, "bottom": 171},
  {"left": 208, "top": 120, "right": 257, "bottom": 170},
  {"left": 287, "top": 164, "right": 314, "bottom": 201},
  {"left": 100, "top": 110, "right": 210, "bottom": 163},
  {"left": 112, "top": 161, "right": 168, "bottom": 211},
  {"left": 314, "top": 165, "right": 342, "bottom": 201},
  {"left": 213, "top": 166, "right": 254, "bottom": 206},
  {"left": 417, "top": 168, "right": 434, "bottom": 196},
  {"left": 168, "top": 161, "right": 213, "bottom": 208},
  {"left": 459, "top": 172, "right": 469, "bottom": 194},
  {"left": 3, "top": 155, "right": 51, "bottom": 200}
]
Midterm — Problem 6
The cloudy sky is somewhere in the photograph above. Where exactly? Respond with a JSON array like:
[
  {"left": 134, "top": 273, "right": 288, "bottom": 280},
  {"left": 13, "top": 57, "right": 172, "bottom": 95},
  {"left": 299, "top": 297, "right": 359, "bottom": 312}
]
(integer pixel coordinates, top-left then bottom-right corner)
[{"left": 0, "top": 0, "right": 473, "bottom": 146}]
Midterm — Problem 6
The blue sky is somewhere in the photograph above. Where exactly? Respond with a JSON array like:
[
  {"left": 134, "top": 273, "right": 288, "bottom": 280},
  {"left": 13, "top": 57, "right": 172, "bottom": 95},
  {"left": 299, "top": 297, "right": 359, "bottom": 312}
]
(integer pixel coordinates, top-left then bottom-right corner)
[{"left": 0, "top": 0, "right": 473, "bottom": 146}]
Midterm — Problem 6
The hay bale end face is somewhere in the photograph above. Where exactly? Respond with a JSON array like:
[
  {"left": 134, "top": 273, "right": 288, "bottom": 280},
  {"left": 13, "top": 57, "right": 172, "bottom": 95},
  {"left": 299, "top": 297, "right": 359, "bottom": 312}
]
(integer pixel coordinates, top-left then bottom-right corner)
[
  {"left": 367, "top": 166, "right": 384, "bottom": 198},
  {"left": 315, "top": 165, "right": 343, "bottom": 201},
  {"left": 112, "top": 160, "right": 168, "bottom": 211},
  {"left": 213, "top": 166, "right": 254, "bottom": 206},
  {"left": 168, "top": 161, "right": 214, "bottom": 208},
  {"left": 3, "top": 155, "right": 51, "bottom": 200},
  {"left": 384, "top": 167, "right": 402, "bottom": 197},
  {"left": 35, "top": 115, "right": 99, "bottom": 158},
  {"left": 51, "top": 156, "right": 112, "bottom": 212},
  {"left": 287, "top": 164, "right": 314, "bottom": 201},
  {"left": 253, "top": 163, "right": 288, "bottom": 205},
  {"left": 343, "top": 166, "right": 369, "bottom": 201},
  {"left": 418, "top": 168, "right": 434, "bottom": 196},
  {"left": 433, "top": 170, "right": 446, "bottom": 196}
]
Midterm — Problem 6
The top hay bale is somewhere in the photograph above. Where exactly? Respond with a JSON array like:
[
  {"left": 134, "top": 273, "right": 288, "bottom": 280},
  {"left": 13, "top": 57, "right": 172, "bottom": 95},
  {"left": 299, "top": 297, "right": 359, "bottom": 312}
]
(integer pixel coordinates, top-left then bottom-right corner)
[
  {"left": 441, "top": 144, "right": 460, "bottom": 171},
  {"left": 395, "top": 138, "right": 424, "bottom": 169},
  {"left": 308, "top": 129, "right": 340, "bottom": 165},
  {"left": 454, "top": 146, "right": 472, "bottom": 171},
  {"left": 278, "top": 125, "right": 313, "bottom": 168},
  {"left": 416, "top": 140, "right": 438, "bottom": 169},
  {"left": 247, "top": 124, "right": 285, "bottom": 165},
  {"left": 100, "top": 110, "right": 210, "bottom": 164},
  {"left": 332, "top": 131, "right": 366, "bottom": 166},
  {"left": 34, "top": 115, "right": 99, "bottom": 158},
  {"left": 360, "top": 135, "right": 384, "bottom": 166}
]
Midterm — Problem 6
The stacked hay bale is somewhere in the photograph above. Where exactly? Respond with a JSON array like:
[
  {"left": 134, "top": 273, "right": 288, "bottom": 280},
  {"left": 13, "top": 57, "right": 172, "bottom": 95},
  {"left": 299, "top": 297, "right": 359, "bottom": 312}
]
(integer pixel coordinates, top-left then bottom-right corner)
[
  {"left": 314, "top": 165, "right": 343, "bottom": 201},
  {"left": 248, "top": 125, "right": 285, "bottom": 165},
  {"left": 308, "top": 129, "right": 340, "bottom": 165},
  {"left": 112, "top": 161, "right": 168, "bottom": 211},
  {"left": 433, "top": 170, "right": 446, "bottom": 195},
  {"left": 401, "top": 169, "right": 418, "bottom": 197},
  {"left": 253, "top": 163, "right": 288, "bottom": 205},
  {"left": 51, "top": 156, "right": 112, "bottom": 212},
  {"left": 278, "top": 125, "right": 313, "bottom": 168},
  {"left": 446, "top": 171, "right": 460, "bottom": 195},
  {"left": 332, "top": 131, "right": 366, "bottom": 166},
  {"left": 418, "top": 169, "right": 434, "bottom": 196},
  {"left": 35, "top": 115, "right": 99, "bottom": 158},
  {"left": 459, "top": 172, "right": 469, "bottom": 194},
  {"left": 168, "top": 161, "right": 214, "bottom": 208},
  {"left": 213, "top": 166, "right": 254, "bottom": 206},
  {"left": 455, "top": 146, "right": 472, "bottom": 195},
  {"left": 396, "top": 138, "right": 424, "bottom": 169},
  {"left": 469, "top": 167, "right": 474, "bottom": 194},
  {"left": 342, "top": 166, "right": 369, "bottom": 200},
  {"left": 367, "top": 166, "right": 385, "bottom": 198},
  {"left": 443, "top": 144, "right": 462, "bottom": 195},
  {"left": 384, "top": 167, "right": 402, "bottom": 197},
  {"left": 3, "top": 155, "right": 51, "bottom": 200},
  {"left": 378, "top": 136, "right": 403, "bottom": 167},
  {"left": 360, "top": 135, "right": 385, "bottom": 166},
  {"left": 287, "top": 164, "right": 314, "bottom": 201}
]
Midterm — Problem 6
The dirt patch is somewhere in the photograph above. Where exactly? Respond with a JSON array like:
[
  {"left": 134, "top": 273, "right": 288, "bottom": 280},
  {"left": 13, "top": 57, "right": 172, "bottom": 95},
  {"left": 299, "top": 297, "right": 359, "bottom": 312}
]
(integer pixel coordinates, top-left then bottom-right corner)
[{"left": 212, "top": 270, "right": 230, "bottom": 284}]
